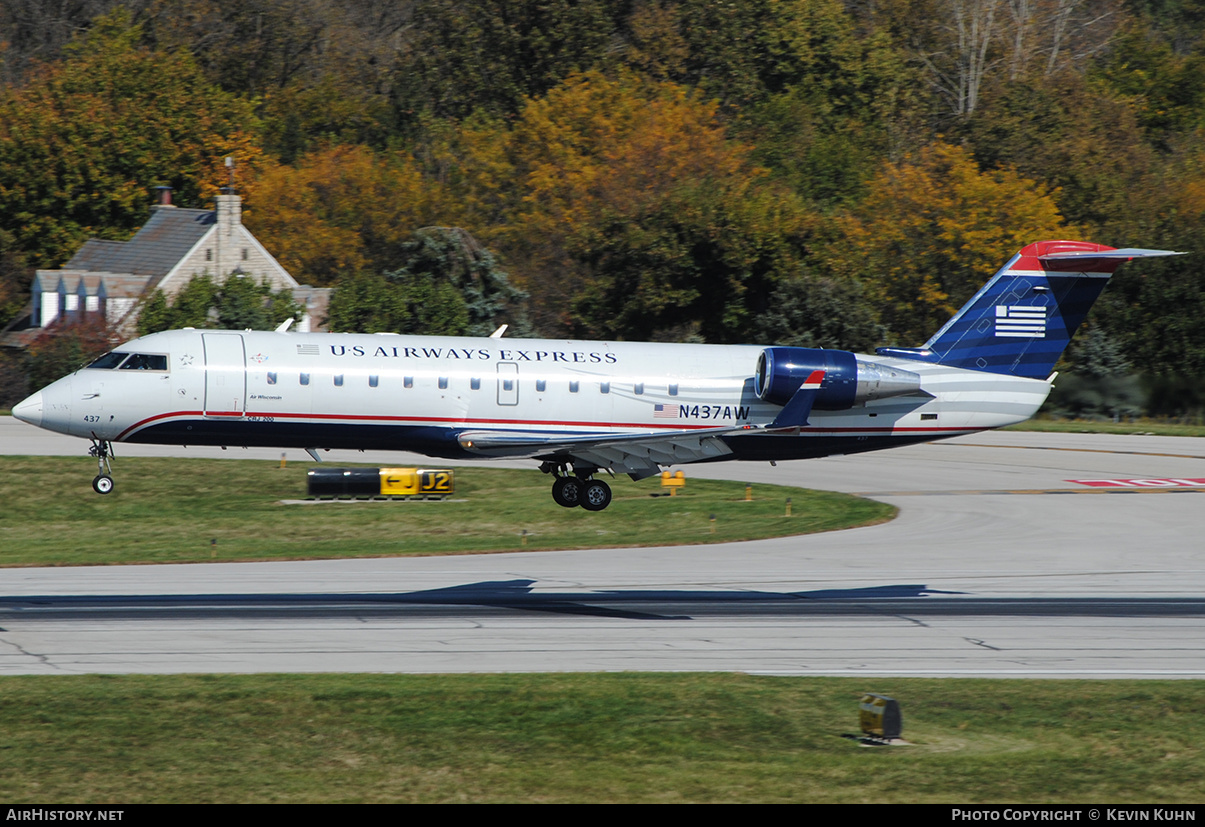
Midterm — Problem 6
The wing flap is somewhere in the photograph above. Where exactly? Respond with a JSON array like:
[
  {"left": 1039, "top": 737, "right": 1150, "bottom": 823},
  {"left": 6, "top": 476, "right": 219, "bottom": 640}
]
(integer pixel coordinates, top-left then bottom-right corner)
[{"left": 457, "top": 426, "right": 748, "bottom": 478}]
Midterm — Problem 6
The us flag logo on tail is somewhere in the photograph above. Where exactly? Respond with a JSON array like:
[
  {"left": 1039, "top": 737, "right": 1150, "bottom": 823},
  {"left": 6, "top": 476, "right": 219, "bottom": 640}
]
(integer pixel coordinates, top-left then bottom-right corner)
[{"left": 994, "top": 305, "right": 1047, "bottom": 338}]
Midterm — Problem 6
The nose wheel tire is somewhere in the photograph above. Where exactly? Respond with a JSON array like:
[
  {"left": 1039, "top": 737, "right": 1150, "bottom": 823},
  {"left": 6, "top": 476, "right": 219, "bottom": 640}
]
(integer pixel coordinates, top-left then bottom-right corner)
[
  {"left": 92, "top": 474, "right": 115, "bottom": 495},
  {"left": 551, "top": 476, "right": 584, "bottom": 508},
  {"left": 580, "top": 479, "right": 612, "bottom": 511}
]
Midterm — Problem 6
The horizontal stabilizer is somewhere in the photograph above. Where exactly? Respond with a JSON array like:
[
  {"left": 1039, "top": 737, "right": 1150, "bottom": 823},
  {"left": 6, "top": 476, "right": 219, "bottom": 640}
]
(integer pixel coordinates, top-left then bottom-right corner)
[
  {"left": 1038, "top": 247, "right": 1184, "bottom": 273},
  {"left": 1039, "top": 247, "right": 1184, "bottom": 260}
]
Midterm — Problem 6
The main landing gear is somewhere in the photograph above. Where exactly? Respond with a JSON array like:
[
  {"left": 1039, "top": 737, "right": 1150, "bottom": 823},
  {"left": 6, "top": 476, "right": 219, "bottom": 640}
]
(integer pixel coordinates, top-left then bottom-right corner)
[
  {"left": 543, "top": 463, "right": 613, "bottom": 511},
  {"left": 89, "top": 437, "right": 115, "bottom": 495}
]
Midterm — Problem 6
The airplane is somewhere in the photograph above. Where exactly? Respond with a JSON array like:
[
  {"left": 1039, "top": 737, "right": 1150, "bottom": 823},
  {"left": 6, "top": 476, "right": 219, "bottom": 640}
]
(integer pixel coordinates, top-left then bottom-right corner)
[{"left": 12, "top": 240, "right": 1182, "bottom": 511}]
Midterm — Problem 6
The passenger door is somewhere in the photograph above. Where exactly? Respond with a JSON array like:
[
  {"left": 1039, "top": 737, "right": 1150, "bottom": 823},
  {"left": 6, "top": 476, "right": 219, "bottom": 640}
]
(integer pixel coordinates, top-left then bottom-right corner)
[{"left": 203, "top": 333, "right": 246, "bottom": 418}]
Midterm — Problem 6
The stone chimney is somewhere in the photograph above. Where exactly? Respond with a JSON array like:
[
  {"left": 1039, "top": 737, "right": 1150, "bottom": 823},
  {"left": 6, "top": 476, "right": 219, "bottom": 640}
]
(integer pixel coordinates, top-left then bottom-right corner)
[
  {"left": 215, "top": 157, "right": 241, "bottom": 238},
  {"left": 213, "top": 192, "right": 243, "bottom": 279},
  {"left": 214, "top": 192, "right": 242, "bottom": 230}
]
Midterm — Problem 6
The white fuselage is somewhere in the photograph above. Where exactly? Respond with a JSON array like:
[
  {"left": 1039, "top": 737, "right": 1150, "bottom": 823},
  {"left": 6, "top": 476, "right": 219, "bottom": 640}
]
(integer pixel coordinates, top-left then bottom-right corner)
[{"left": 16, "top": 328, "right": 1051, "bottom": 466}]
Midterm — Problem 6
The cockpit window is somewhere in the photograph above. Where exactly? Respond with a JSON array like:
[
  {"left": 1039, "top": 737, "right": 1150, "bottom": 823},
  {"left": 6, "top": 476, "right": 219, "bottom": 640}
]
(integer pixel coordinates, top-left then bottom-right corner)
[
  {"left": 86, "top": 352, "right": 130, "bottom": 370},
  {"left": 118, "top": 353, "right": 169, "bottom": 371}
]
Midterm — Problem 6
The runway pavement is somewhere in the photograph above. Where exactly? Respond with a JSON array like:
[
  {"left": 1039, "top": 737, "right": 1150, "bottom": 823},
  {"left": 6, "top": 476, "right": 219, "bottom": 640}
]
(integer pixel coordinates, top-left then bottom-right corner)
[{"left": 1, "top": 416, "right": 1203, "bottom": 678}]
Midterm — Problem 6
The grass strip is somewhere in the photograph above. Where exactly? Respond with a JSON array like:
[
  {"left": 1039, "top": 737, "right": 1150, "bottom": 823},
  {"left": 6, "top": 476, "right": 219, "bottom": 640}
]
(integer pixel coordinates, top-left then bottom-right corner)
[
  {"left": 0, "top": 673, "right": 1200, "bottom": 803},
  {"left": 1004, "top": 419, "right": 1205, "bottom": 438},
  {"left": 0, "top": 457, "right": 894, "bottom": 566}
]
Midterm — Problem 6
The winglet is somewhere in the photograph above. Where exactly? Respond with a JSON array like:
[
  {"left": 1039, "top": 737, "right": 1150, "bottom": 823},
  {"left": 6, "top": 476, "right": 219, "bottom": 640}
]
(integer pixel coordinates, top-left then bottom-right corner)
[{"left": 768, "top": 370, "right": 825, "bottom": 429}]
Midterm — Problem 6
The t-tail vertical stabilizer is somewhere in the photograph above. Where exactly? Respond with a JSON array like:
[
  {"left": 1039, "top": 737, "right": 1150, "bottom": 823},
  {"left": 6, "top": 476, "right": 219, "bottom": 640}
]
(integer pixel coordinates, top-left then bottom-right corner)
[{"left": 876, "top": 241, "right": 1184, "bottom": 379}]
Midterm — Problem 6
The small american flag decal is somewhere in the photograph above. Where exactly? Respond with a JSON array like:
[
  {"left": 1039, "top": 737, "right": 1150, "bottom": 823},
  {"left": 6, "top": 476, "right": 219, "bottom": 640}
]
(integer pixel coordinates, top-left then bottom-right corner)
[
  {"left": 995, "top": 305, "right": 1047, "bottom": 338},
  {"left": 653, "top": 404, "right": 679, "bottom": 419}
]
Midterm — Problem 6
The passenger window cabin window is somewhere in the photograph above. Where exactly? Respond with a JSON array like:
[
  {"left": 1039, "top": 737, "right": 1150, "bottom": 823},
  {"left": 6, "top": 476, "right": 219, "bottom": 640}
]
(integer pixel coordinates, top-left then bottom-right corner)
[
  {"left": 404, "top": 376, "right": 414, "bottom": 388},
  {"left": 300, "top": 373, "right": 310, "bottom": 386},
  {"left": 471, "top": 377, "right": 481, "bottom": 390},
  {"left": 668, "top": 384, "right": 679, "bottom": 396},
  {"left": 600, "top": 382, "right": 610, "bottom": 394},
  {"left": 569, "top": 381, "right": 579, "bottom": 393},
  {"left": 438, "top": 377, "right": 448, "bottom": 390},
  {"left": 503, "top": 379, "right": 514, "bottom": 391},
  {"left": 369, "top": 375, "right": 379, "bottom": 388},
  {"left": 334, "top": 374, "right": 344, "bottom": 387},
  {"left": 536, "top": 379, "right": 547, "bottom": 392},
  {"left": 266, "top": 372, "right": 277, "bottom": 385},
  {"left": 634, "top": 383, "right": 644, "bottom": 395}
]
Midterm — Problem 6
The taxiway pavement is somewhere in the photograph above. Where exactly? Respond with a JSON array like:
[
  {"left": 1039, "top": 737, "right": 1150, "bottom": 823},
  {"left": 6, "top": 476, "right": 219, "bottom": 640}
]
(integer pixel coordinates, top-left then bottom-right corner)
[{"left": 1, "top": 417, "right": 1203, "bottom": 678}]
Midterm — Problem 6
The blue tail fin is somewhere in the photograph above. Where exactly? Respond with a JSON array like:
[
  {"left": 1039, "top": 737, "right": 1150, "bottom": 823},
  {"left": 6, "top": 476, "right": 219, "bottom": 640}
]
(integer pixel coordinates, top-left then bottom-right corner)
[{"left": 876, "top": 241, "right": 1184, "bottom": 379}]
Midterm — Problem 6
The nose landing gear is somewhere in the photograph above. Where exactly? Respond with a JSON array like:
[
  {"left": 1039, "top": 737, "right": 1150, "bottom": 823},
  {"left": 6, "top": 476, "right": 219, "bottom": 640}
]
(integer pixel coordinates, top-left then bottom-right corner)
[{"left": 89, "top": 437, "right": 115, "bottom": 495}]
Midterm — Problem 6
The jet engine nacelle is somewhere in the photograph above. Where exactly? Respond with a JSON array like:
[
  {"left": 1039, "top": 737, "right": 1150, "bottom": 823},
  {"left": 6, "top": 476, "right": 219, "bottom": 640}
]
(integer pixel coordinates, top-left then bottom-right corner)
[{"left": 755, "top": 347, "right": 923, "bottom": 410}]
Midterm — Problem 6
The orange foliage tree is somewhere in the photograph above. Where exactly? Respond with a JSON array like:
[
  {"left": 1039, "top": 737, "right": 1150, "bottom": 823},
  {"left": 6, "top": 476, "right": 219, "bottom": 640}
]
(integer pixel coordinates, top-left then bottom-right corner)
[
  {"left": 830, "top": 142, "right": 1072, "bottom": 344},
  {"left": 244, "top": 145, "right": 455, "bottom": 286},
  {"left": 0, "top": 10, "right": 263, "bottom": 270},
  {"left": 444, "top": 71, "right": 813, "bottom": 340}
]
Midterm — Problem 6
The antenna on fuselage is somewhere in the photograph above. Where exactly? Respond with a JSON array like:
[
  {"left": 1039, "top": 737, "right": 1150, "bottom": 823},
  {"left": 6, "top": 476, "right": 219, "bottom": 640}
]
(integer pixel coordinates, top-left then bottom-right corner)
[
  {"left": 275, "top": 318, "right": 294, "bottom": 333},
  {"left": 490, "top": 324, "right": 508, "bottom": 338}
]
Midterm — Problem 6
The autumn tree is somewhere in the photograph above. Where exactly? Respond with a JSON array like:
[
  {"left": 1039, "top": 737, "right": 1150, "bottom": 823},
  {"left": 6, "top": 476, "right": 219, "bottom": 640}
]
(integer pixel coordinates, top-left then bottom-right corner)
[
  {"left": 660, "top": 0, "right": 914, "bottom": 113},
  {"left": 1091, "top": 17, "right": 1205, "bottom": 147},
  {"left": 244, "top": 144, "right": 454, "bottom": 286},
  {"left": 831, "top": 142, "right": 1070, "bottom": 344},
  {"left": 728, "top": 0, "right": 924, "bottom": 207},
  {"left": 441, "top": 71, "right": 813, "bottom": 341},
  {"left": 965, "top": 71, "right": 1154, "bottom": 231},
  {"left": 0, "top": 9, "right": 264, "bottom": 270},
  {"left": 134, "top": 0, "right": 409, "bottom": 161},
  {"left": 905, "top": 0, "right": 1005, "bottom": 117}
]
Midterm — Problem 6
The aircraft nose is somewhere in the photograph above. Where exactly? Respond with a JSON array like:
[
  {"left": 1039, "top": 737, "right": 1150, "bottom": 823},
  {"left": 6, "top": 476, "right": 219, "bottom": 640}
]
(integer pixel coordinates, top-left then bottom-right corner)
[{"left": 12, "top": 390, "right": 43, "bottom": 427}]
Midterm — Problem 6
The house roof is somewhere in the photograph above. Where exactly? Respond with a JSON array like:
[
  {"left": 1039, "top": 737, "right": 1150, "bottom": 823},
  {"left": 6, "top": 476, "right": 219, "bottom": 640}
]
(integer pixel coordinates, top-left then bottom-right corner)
[
  {"left": 33, "top": 271, "right": 152, "bottom": 298},
  {"left": 63, "top": 207, "right": 215, "bottom": 277}
]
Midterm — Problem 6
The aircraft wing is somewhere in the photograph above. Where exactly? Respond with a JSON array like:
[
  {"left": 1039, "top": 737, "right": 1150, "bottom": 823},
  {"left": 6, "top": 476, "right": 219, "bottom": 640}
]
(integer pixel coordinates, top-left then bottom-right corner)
[{"left": 456, "top": 425, "right": 761, "bottom": 479}]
